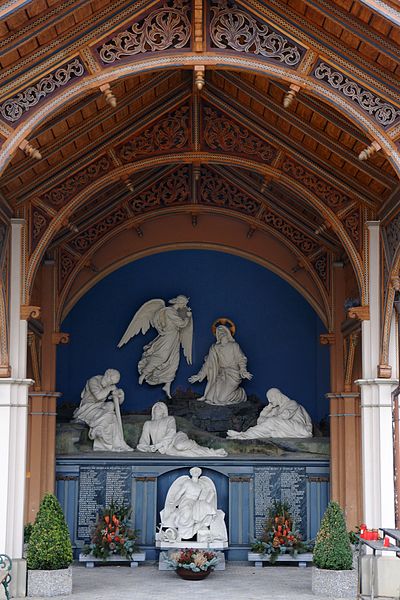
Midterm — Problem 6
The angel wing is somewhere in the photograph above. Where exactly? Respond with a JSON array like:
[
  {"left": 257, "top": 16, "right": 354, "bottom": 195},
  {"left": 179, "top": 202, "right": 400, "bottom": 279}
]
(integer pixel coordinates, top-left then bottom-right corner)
[
  {"left": 117, "top": 298, "right": 165, "bottom": 348},
  {"left": 199, "top": 476, "right": 218, "bottom": 511},
  {"left": 180, "top": 314, "right": 193, "bottom": 365}
]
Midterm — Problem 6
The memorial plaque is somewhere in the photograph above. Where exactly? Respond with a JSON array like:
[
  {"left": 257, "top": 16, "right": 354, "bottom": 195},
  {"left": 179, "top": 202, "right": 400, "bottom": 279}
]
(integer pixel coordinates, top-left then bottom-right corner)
[
  {"left": 77, "top": 466, "right": 132, "bottom": 540},
  {"left": 254, "top": 466, "right": 307, "bottom": 539}
]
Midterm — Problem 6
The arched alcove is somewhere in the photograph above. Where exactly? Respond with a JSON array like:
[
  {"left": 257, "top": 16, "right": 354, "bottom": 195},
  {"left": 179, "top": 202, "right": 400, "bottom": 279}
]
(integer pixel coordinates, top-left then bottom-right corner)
[{"left": 57, "top": 248, "right": 330, "bottom": 424}]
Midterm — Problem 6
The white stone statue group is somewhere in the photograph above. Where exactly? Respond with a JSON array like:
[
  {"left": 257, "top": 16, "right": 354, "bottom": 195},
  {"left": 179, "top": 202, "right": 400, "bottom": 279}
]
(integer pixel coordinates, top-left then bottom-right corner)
[
  {"left": 73, "top": 369, "right": 312, "bottom": 453},
  {"left": 118, "top": 295, "right": 252, "bottom": 404},
  {"left": 72, "top": 293, "right": 312, "bottom": 453}
]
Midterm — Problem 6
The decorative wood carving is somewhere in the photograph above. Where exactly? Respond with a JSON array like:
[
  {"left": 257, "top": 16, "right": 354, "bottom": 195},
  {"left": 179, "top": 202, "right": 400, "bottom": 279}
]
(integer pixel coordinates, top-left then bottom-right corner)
[
  {"left": 347, "top": 306, "right": 370, "bottom": 320},
  {"left": 312, "top": 252, "right": 329, "bottom": 288},
  {"left": 41, "top": 156, "right": 112, "bottom": 208},
  {"left": 69, "top": 207, "right": 128, "bottom": 253},
  {"left": 31, "top": 206, "right": 51, "bottom": 252},
  {"left": 343, "top": 208, "right": 361, "bottom": 249},
  {"left": 116, "top": 105, "right": 190, "bottom": 162},
  {"left": 314, "top": 62, "right": 400, "bottom": 129},
  {"left": 0, "top": 58, "right": 85, "bottom": 124},
  {"left": 281, "top": 157, "right": 351, "bottom": 211},
  {"left": 209, "top": 0, "right": 305, "bottom": 67},
  {"left": 199, "top": 167, "right": 260, "bottom": 216},
  {"left": 130, "top": 166, "right": 190, "bottom": 213},
  {"left": 97, "top": 0, "right": 191, "bottom": 64},
  {"left": 58, "top": 247, "right": 78, "bottom": 292},
  {"left": 52, "top": 332, "right": 70, "bottom": 345},
  {"left": 385, "top": 213, "right": 400, "bottom": 263},
  {"left": 320, "top": 333, "right": 335, "bottom": 345},
  {"left": 203, "top": 106, "right": 277, "bottom": 163},
  {"left": 21, "top": 306, "right": 41, "bottom": 320}
]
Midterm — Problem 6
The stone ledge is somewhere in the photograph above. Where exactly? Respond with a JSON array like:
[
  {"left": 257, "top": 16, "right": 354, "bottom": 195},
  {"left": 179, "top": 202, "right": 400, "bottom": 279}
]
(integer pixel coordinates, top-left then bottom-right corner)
[
  {"left": 78, "top": 553, "right": 146, "bottom": 568},
  {"left": 248, "top": 552, "right": 313, "bottom": 567}
]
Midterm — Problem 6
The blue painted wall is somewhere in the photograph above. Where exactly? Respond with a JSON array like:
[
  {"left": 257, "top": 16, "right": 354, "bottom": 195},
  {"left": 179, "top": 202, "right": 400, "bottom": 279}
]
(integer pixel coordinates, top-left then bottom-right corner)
[{"left": 57, "top": 249, "right": 330, "bottom": 422}]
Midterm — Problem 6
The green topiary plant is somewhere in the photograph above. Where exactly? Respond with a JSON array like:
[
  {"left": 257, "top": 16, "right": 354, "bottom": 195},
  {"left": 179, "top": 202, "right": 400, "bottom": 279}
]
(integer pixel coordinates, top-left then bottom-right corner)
[
  {"left": 313, "top": 501, "right": 353, "bottom": 571},
  {"left": 27, "top": 493, "right": 73, "bottom": 570}
]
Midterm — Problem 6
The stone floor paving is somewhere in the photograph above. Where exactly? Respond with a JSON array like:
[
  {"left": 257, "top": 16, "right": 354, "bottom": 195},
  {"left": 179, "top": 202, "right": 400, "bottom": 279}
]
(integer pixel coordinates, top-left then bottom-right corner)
[{"left": 19, "top": 563, "right": 356, "bottom": 600}]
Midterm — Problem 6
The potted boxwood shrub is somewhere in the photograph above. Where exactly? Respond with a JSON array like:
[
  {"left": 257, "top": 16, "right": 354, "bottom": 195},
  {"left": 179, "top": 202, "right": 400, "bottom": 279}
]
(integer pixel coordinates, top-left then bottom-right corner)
[
  {"left": 27, "top": 493, "right": 73, "bottom": 597},
  {"left": 312, "top": 501, "right": 356, "bottom": 598}
]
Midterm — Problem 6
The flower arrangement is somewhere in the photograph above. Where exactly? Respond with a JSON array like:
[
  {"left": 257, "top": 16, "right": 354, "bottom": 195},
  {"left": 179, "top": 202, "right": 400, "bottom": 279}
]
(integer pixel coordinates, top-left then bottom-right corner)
[
  {"left": 83, "top": 501, "right": 139, "bottom": 560},
  {"left": 251, "top": 500, "right": 309, "bottom": 564},
  {"left": 165, "top": 549, "right": 219, "bottom": 572}
]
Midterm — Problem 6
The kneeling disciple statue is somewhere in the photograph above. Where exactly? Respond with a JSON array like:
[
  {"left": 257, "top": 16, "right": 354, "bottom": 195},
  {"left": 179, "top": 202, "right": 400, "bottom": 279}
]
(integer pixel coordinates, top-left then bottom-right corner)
[
  {"left": 227, "top": 387, "right": 313, "bottom": 439},
  {"left": 137, "top": 402, "right": 227, "bottom": 457},
  {"left": 157, "top": 467, "right": 228, "bottom": 544},
  {"left": 189, "top": 323, "right": 252, "bottom": 405},
  {"left": 73, "top": 368, "right": 133, "bottom": 452}
]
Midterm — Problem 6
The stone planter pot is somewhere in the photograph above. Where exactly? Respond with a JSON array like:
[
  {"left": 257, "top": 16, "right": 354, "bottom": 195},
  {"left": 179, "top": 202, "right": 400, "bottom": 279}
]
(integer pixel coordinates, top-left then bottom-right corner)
[
  {"left": 27, "top": 566, "right": 72, "bottom": 597},
  {"left": 311, "top": 566, "right": 357, "bottom": 598}
]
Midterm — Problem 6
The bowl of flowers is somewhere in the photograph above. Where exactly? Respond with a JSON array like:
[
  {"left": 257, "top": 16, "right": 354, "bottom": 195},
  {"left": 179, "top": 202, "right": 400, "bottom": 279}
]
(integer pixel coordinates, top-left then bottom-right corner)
[
  {"left": 165, "top": 549, "right": 219, "bottom": 580},
  {"left": 82, "top": 501, "right": 139, "bottom": 563}
]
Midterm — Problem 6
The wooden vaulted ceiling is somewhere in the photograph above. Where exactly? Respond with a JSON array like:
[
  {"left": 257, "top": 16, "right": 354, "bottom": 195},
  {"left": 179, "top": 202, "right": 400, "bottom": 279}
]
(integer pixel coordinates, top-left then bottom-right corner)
[{"left": 1, "top": 0, "right": 400, "bottom": 317}]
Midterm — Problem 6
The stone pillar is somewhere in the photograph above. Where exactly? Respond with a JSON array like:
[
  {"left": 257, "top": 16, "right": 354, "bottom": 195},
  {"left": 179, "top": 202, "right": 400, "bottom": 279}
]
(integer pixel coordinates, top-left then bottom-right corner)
[
  {"left": 357, "top": 222, "right": 396, "bottom": 528},
  {"left": 0, "top": 219, "right": 32, "bottom": 596}
]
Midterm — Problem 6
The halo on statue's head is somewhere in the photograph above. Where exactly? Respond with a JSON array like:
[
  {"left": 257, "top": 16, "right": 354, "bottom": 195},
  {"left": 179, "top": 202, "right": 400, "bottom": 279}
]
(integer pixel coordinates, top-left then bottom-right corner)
[{"left": 212, "top": 317, "right": 236, "bottom": 337}]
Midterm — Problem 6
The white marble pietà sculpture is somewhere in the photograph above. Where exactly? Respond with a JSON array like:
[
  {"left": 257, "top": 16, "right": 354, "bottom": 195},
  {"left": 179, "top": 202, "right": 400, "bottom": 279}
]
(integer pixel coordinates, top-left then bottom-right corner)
[
  {"left": 73, "top": 369, "right": 133, "bottom": 452},
  {"left": 189, "top": 324, "right": 252, "bottom": 405},
  {"left": 157, "top": 467, "right": 228, "bottom": 544},
  {"left": 118, "top": 295, "right": 193, "bottom": 398},
  {"left": 227, "top": 387, "right": 313, "bottom": 439},
  {"left": 137, "top": 401, "right": 227, "bottom": 457}
]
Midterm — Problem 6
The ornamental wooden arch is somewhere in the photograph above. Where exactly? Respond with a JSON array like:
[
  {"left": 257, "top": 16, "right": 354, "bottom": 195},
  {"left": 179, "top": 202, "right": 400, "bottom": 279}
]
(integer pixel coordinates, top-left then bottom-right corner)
[
  {"left": 0, "top": 54, "right": 399, "bottom": 179},
  {"left": 26, "top": 151, "right": 364, "bottom": 308},
  {"left": 54, "top": 207, "right": 333, "bottom": 330},
  {"left": 58, "top": 239, "right": 331, "bottom": 330}
]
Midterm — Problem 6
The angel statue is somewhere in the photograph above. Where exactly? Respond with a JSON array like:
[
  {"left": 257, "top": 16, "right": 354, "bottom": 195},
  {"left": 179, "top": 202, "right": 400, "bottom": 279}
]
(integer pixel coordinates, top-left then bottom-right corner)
[
  {"left": 157, "top": 467, "right": 228, "bottom": 544},
  {"left": 118, "top": 295, "right": 193, "bottom": 398}
]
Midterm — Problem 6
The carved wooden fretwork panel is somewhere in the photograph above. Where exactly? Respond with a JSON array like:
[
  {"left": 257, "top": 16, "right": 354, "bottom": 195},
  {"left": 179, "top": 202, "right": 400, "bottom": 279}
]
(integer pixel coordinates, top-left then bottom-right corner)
[
  {"left": 116, "top": 104, "right": 190, "bottom": 162},
  {"left": 384, "top": 212, "right": 400, "bottom": 264},
  {"left": 281, "top": 157, "right": 351, "bottom": 212},
  {"left": 313, "top": 62, "right": 400, "bottom": 130},
  {"left": 343, "top": 208, "right": 361, "bottom": 251},
  {"left": 311, "top": 251, "right": 330, "bottom": 290},
  {"left": 208, "top": 0, "right": 306, "bottom": 67},
  {"left": 130, "top": 166, "right": 190, "bottom": 213},
  {"left": 261, "top": 208, "right": 318, "bottom": 255},
  {"left": 97, "top": 0, "right": 191, "bottom": 64},
  {"left": 199, "top": 166, "right": 261, "bottom": 216},
  {"left": 203, "top": 105, "right": 277, "bottom": 163},
  {"left": 30, "top": 206, "right": 52, "bottom": 253},
  {"left": 41, "top": 156, "right": 113, "bottom": 208},
  {"left": 0, "top": 58, "right": 86, "bottom": 126},
  {"left": 69, "top": 207, "right": 128, "bottom": 253},
  {"left": 58, "top": 247, "right": 78, "bottom": 292}
]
